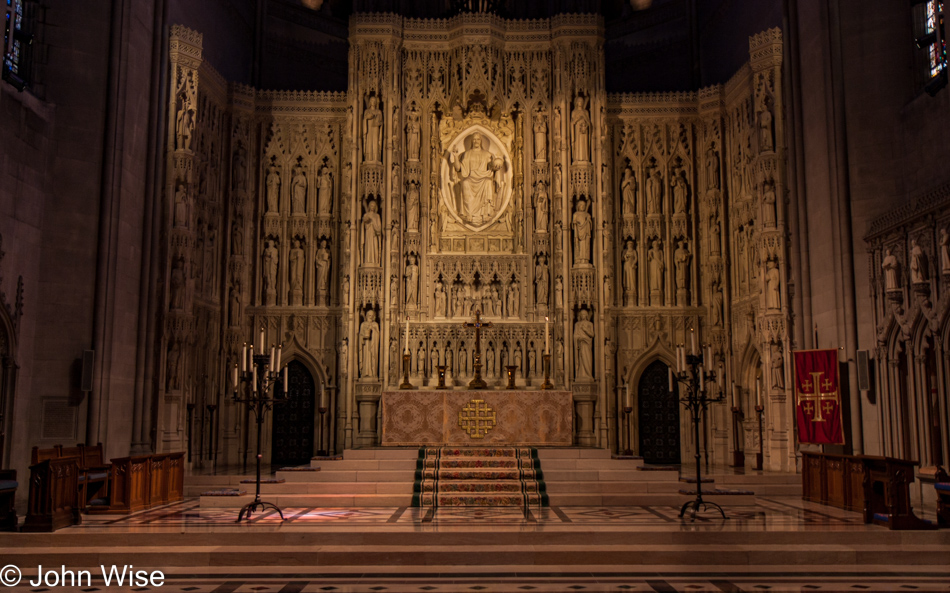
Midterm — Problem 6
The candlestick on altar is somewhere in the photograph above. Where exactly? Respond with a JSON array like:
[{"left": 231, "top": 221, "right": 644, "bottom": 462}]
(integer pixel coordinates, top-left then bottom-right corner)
[
  {"left": 242, "top": 343, "right": 247, "bottom": 372},
  {"left": 404, "top": 316, "right": 410, "bottom": 354},
  {"left": 259, "top": 327, "right": 265, "bottom": 352},
  {"left": 691, "top": 328, "right": 697, "bottom": 355}
]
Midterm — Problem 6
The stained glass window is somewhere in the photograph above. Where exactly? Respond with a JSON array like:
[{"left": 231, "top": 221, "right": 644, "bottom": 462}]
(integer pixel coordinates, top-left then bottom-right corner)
[
  {"left": 926, "top": 0, "right": 947, "bottom": 78},
  {"left": 2, "top": 0, "right": 30, "bottom": 89}
]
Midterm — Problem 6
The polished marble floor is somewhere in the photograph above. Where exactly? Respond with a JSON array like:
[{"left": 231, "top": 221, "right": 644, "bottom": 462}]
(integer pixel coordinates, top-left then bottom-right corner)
[{"left": 2, "top": 497, "right": 948, "bottom": 593}]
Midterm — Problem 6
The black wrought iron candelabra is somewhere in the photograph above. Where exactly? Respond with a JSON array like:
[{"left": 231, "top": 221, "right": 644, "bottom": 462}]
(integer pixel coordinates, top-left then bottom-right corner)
[
  {"left": 671, "top": 334, "right": 727, "bottom": 521},
  {"left": 231, "top": 330, "right": 289, "bottom": 523}
]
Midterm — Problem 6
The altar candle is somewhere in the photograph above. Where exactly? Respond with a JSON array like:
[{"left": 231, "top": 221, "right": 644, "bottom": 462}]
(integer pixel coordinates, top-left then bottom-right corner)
[
  {"left": 668, "top": 367, "right": 674, "bottom": 392},
  {"left": 242, "top": 343, "right": 247, "bottom": 372},
  {"left": 270, "top": 345, "right": 276, "bottom": 370},
  {"left": 756, "top": 379, "right": 762, "bottom": 407},
  {"left": 545, "top": 316, "right": 550, "bottom": 353},
  {"left": 276, "top": 344, "right": 282, "bottom": 369},
  {"left": 249, "top": 343, "right": 254, "bottom": 367},
  {"left": 699, "top": 365, "right": 705, "bottom": 391},
  {"left": 259, "top": 327, "right": 265, "bottom": 352},
  {"left": 691, "top": 329, "right": 697, "bottom": 355},
  {"left": 232, "top": 364, "right": 238, "bottom": 390},
  {"left": 405, "top": 316, "right": 410, "bottom": 354},
  {"left": 319, "top": 384, "right": 328, "bottom": 410},
  {"left": 252, "top": 365, "right": 258, "bottom": 393},
  {"left": 705, "top": 345, "right": 712, "bottom": 364},
  {"left": 283, "top": 367, "right": 289, "bottom": 392}
]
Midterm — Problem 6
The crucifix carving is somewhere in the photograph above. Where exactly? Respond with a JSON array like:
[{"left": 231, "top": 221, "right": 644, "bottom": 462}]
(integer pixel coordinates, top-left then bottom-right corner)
[{"left": 463, "top": 310, "right": 492, "bottom": 389}]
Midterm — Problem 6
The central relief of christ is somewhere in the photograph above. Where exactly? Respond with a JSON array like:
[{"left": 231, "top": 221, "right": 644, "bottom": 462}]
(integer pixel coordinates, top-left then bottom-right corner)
[{"left": 441, "top": 126, "right": 512, "bottom": 232}]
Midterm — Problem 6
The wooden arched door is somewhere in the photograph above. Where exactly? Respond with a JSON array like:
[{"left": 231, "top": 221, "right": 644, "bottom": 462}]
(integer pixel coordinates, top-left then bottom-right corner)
[
  {"left": 271, "top": 360, "right": 315, "bottom": 467},
  {"left": 637, "top": 360, "right": 681, "bottom": 465}
]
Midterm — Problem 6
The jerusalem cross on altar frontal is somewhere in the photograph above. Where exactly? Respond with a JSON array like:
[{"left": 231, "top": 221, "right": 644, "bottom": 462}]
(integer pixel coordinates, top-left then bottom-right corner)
[{"left": 464, "top": 310, "right": 492, "bottom": 389}]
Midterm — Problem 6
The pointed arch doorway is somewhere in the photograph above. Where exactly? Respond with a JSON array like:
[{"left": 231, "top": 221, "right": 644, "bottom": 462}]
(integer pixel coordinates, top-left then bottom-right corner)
[
  {"left": 271, "top": 360, "right": 315, "bottom": 467},
  {"left": 638, "top": 360, "right": 681, "bottom": 465}
]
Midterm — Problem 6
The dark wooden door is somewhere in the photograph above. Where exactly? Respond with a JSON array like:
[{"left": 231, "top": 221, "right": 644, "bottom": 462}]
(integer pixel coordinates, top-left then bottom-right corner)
[
  {"left": 271, "top": 360, "right": 315, "bottom": 467},
  {"left": 638, "top": 359, "right": 681, "bottom": 465}
]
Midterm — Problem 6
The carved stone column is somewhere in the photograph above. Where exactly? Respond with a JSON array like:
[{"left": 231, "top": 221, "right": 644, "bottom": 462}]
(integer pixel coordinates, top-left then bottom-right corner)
[{"left": 356, "top": 393, "right": 381, "bottom": 447}]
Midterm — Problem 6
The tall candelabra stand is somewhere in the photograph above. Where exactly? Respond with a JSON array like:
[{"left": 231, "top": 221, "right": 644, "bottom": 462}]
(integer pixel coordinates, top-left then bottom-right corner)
[
  {"left": 754, "top": 404, "right": 764, "bottom": 471},
  {"left": 730, "top": 404, "right": 745, "bottom": 468},
  {"left": 232, "top": 334, "right": 289, "bottom": 523},
  {"left": 671, "top": 338, "right": 727, "bottom": 521},
  {"left": 316, "top": 384, "right": 329, "bottom": 457},
  {"left": 619, "top": 383, "right": 633, "bottom": 456}
]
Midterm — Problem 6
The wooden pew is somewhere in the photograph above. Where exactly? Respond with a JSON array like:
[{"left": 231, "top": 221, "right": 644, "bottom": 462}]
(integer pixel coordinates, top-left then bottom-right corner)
[
  {"left": 97, "top": 452, "right": 185, "bottom": 514},
  {"left": 802, "top": 452, "right": 935, "bottom": 530},
  {"left": 21, "top": 457, "right": 80, "bottom": 532},
  {"left": 31, "top": 444, "right": 111, "bottom": 512},
  {"left": 0, "top": 469, "right": 16, "bottom": 531}
]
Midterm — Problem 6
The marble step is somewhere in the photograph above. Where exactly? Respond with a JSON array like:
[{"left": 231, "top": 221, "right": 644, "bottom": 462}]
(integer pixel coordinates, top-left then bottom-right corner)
[
  {"left": 275, "top": 469, "right": 415, "bottom": 482},
  {"left": 307, "top": 459, "right": 418, "bottom": 471},
  {"left": 200, "top": 493, "right": 413, "bottom": 507},
  {"left": 542, "top": 469, "right": 679, "bottom": 481},
  {"left": 543, "top": 480, "right": 685, "bottom": 494},
  {"left": 258, "top": 481, "right": 413, "bottom": 495},
  {"left": 341, "top": 448, "right": 419, "bottom": 460},
  {"left": 536, "top": 448, "right": 616, "bottom": 459},
  {"left": 538, "top": 458, "right": 645, "bottom": 470},
  {"left": 547, "top": 492, "right": 757, "bottom": 506}
]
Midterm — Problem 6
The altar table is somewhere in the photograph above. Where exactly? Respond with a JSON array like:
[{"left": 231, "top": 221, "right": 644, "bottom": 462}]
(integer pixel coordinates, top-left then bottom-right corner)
[{"left": 380, "top": 390, "right": 573, "bottom": 446}]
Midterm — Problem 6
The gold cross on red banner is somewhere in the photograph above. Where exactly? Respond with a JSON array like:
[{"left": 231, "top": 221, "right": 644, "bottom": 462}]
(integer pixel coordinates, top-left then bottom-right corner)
[{"left": 798, "top": 371, "right": 837, "bottom": 422}]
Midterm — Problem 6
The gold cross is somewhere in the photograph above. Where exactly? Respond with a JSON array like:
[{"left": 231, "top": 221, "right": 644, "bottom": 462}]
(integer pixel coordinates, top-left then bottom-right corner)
[
  {"left": 463, "top": 310, "right": 493, "bottom": 358},
  {"left": 458, "top": 398, "right": 496, "bottom": 439},
  {"left": 798, "top": 371, "right": 838, "bottom": 422}
]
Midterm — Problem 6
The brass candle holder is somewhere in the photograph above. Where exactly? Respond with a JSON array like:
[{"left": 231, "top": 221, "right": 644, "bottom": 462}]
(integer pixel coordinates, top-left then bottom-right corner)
[
  {"left": 435, "top": 365, "right": 447, "bottom": 389},
  {"left": 399, "top": 352, "right": 413, "bottom": 389},
  {"left": 505, "top": 365, "right": 518, "bottom": 389},
  {"left": 541, "top": 353, "right": 553, "bottom": 390}
]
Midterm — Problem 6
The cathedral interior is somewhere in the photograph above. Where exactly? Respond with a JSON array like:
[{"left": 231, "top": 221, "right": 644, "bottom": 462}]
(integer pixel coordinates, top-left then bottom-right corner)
[{"left": 1, "top": 0, "right": 950, "bottom": 591}]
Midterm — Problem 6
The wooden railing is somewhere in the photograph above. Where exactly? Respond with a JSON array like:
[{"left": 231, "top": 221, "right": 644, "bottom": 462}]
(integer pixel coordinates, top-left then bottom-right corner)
[
  {"left": 97, "top": 452, "right": 184, "bottom": 514},
  {"left": 21, "top": 457, "right": 81, "bottom": 532}
]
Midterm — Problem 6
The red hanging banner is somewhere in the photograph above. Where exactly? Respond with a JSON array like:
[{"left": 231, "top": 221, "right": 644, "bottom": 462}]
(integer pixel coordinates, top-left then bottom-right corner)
[{"left": 793, "top": 349, "right": 845, "bottom": 445}]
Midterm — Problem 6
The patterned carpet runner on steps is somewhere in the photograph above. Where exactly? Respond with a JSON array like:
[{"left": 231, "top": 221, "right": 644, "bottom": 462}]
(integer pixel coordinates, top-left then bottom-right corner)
[{"left": 412, "top": 447, "right": 548, "bottom": 508}]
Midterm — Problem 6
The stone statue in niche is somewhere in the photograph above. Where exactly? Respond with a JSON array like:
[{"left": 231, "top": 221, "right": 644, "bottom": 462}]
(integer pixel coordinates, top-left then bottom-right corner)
[
  {"left": 289, "top": 239, "right": 304, "bottom": 292},
  {"left": 228, "top": 286, "right": 241, "bottom": 327},
  {"left": 603, "top": 275, "right": 612, "bottom": 307},
  {"left": 536, "top": 254, "right": 549, "bottom": 306},
  {"left": 363, "top": 95, "right": 383, "bottom": 164},
  {"left": 705, "top": 144, "right": 720, "bottom": 191},
  {"left": 453, "top": 286, "right": 463, "bottom": 318},
  {"left": 341, "top": 274, "right": 350, "bottom": 307},
  {"left": 174, "top": 184, "right": 189, "bottom": 228},
  {"left": 175, "top": 70, "right": 196, "bottom": 152},
  {"left": 622, "top": 240, "right": 637, "bottom": 305},
  {"left": 942, "top": 229, "right": 950, "bottom": 275},
  {"left": 882, "top": 248, "right": 900, "bottom": 291},
  {"left": 514, "top": 345, "right": 523, "bottom": 378},
  {"left": 166, "top": 340, "right": 181, "bottom": 390},
  {"left": 434, "top": 279, "right": 447, "bottom": 317},
  {"left": 553, "top": 163, "right": 562, "bottom": 194},
  {"left": 572, "top": 199, "right": 592, "bottom": 266},
  {"left": 291, "top": 167, "right": 307, "bottom": 215},
  {"left": 360, "top": 200, "right": 382, "bottom": 267},
  {"left": 762, "top": 180, "right": 777, "bottom": 227},
  {"left": 317, "top": 164, "right": 332, "bottom": 215},
  {"left": 710, "top": 217, "right": 721, "bottom": 256},
  {"left": 710, "top": 279, "right": 723, "bottom": 326},
  {"left": 232, "top": 145, "right": 247, "bottom": 191},
  {"left": 555, "top": 276, "right": 564, "bottom": 309},
  {"left": 262, "top": 240, "right": 278, "bottom": 297},
  {"left": 552, "top": 104, "right": 562, "bottom": 146},
  {"left": 266, "top": 166, "right": 280, "bottom": 214},
  {"left": 736, "top": 228, "right": 748, "bottom": 286},
  {"left": 170, "top": 256, "right": 185, "bottom": 310},
  {"left": 416, "top": 345, "right": 426, "bottom": 377},
  {"left": 765, "top": 259, "right": 781, "bottom": 309},
  {"left": 482, "top": 288, "right": 493, "bottom": 316},
  {"left": 672, "top": 170, "right": 689, "bottom": 215},
  {"left": 340, "top": 338, "right": 348, "bottom": 377},
  {"left": 528, "top": 346, "right": 537, "bottom": 378},
  {"left": 231, "top": 221, "right": 243, "bottom": 256},
  {"left": 447, "top": 133, "right": 506, "bottom": 226},
  {"left": 459, "top": 343, "right": 469, "bottom": 376},
  {"left": 621, "top": 167, "right": 637, "bottom": 217},
  {"left": 429, "top": 213, "right": 439, "bottom": 250},
  {"left": 770, "top": 342, "right": 785, "bottom": 390},
  {"left": 646, "top": 169, "right": 662, "bottom": 215},
  {"left": 507, "top": 278, "right": 521, "bottom": 318},
  {"left": 674, "top": 240, "right": 691, "bottom": 298},
  {"left": 574, "top": 309, "right": 595, "bottom": 382},
  {"left": 491, "top": 287, "right": 502, "bottom": 317},
  {"left": 406, "top": 181, "right": 421, "bottom": 232},
  {"left": 486, "top": 342, "right": 495, "bottom": 378},
  {"left": 758, "top": 97, "right": 774, "bottom": 152},
  {"left": 648, "top": 240, "right": 665, "bottom": 304},
  {"left": 390, "top": 275, "right": 399, "bottom": 304},
  {"left": 430, "top": 344, "right": 440, "bottom": 376},
  {"left": 534, "top": 181, "right": 549, "bottom": 232},
  {"left": 315, "top": 239, "right": 330, "bottom": 298},
  {"left": 570, "top": 95, "right": 590, "bottom": 164},
  {"left": 445, "top": 347, "right": 454, "bottom": 377},
  {"left": 405, "top": 254, "right": 419, "bottom": 306},
  {"left": 406, "top": 102, "right": 421, "bottom": 161},
  {"left": 910, "top": 239, "right": 927, "bottom": 283},
  {"left": 533, "top": 108, "right": 547, "bottom": 162},
  {"left": 358, "top": 308, "right": 380, "bottom": 379}
]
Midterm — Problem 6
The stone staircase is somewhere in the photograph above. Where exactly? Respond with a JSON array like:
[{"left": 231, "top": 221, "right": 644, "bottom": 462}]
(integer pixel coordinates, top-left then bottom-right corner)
[{"left": 196, "top": 448, "right": 761, "bottom": 509}]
